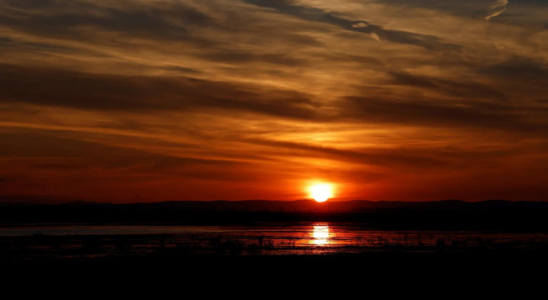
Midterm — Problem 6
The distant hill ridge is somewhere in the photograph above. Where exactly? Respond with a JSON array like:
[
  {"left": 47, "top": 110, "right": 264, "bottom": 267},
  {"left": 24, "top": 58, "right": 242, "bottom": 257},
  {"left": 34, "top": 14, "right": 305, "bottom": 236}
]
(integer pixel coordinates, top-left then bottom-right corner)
[
  {"left": 2, "top": 198, "right": 548, "bottom": 229},
  {"left": 1, "top": 198, "right": 548, "bottom": 212}
]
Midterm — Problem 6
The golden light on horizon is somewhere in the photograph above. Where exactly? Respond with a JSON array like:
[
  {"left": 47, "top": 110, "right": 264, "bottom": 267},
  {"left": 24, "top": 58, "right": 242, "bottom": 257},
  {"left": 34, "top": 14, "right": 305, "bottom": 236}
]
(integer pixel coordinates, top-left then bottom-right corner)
[{"left": 309, "top": 183, "right": 333, "bottom": 202}]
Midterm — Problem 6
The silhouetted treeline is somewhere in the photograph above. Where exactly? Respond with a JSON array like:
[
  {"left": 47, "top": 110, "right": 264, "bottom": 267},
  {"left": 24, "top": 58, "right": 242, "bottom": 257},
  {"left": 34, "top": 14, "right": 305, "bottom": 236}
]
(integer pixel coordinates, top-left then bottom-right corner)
[{"left": 1, "top": 200, "right": 548, "bottom": 231}]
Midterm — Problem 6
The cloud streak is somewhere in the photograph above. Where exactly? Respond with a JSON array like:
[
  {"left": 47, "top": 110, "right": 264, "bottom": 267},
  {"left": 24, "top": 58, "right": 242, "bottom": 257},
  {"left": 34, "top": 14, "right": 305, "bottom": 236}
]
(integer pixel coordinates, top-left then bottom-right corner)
[
  {"left": 243, "top": 0, "right": 462, "bottom": 52},
  {"left": 486, "top": 0, "right": 509, "bottom": 21}
]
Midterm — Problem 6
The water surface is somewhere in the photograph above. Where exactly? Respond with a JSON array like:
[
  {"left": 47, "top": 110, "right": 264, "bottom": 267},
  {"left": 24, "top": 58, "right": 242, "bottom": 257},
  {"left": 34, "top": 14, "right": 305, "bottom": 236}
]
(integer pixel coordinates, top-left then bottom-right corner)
[{"left": 2, "top": 223, "right": 547, "bottom": 254}]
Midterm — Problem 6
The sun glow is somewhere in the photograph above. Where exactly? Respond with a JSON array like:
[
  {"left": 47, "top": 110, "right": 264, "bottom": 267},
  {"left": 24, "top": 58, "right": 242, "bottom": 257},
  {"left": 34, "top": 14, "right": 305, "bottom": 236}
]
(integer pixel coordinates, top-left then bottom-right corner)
[{"left": 309, "top": 183, "right": 333, "bottom": 202}]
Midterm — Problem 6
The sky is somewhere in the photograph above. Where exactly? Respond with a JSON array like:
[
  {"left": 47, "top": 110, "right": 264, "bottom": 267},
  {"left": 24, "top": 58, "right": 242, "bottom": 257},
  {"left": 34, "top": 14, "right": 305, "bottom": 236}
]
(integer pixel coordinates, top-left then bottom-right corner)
[{"left": 0, "top": 0, "right": 547, "bottom": 202}]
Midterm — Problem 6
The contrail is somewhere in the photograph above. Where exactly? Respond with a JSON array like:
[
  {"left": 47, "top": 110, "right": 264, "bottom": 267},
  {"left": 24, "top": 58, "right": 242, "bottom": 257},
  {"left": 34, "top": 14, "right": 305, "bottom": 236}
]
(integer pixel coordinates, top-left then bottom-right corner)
[{"left": 486, "top": 0, "right": 509, "bottom": 21}]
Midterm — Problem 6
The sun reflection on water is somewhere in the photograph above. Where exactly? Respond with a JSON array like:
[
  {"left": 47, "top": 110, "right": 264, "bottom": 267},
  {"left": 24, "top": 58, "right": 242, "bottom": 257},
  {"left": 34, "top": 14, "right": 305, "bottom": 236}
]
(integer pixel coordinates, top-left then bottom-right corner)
[{"left": 312, "top": 224, "right": 330, "bottom": 245}]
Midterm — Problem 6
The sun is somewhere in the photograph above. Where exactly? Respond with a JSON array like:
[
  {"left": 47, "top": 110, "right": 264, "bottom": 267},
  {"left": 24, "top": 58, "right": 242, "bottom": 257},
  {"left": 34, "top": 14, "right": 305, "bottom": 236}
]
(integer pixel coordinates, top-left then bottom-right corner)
[{"left": 309, "top": 183, "right": 333, "bottom": 203}]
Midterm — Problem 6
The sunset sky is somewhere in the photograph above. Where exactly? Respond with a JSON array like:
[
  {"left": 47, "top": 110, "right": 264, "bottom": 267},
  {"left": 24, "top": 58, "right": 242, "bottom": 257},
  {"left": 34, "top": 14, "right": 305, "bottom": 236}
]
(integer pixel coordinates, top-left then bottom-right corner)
[{"left": 1, "top": 0, "right": 547, "bottom": 202}]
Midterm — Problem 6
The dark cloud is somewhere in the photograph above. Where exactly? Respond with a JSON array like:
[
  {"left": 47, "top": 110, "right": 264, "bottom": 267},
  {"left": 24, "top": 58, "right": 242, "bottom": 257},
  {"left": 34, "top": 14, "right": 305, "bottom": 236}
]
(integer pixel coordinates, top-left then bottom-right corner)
[
  {"left": 244, "top": 137, "right": 525, "bottom": 171},
  {"left": 0, "top": 130, "right": 247, "bottom": 174},
  {"left": 243, "top": 0, "right": 463, "bottom": 52},
  {"left": 247, "top": 138, "right": 450, "bottom": 169},
  {"left": 198, "top": 51, "right": 306, "bottom": 67},
  {"left": 160, "top": 66, "right": 201, "bottom": 74},
  {"left": 342, "top": 95, "right": 548, "bottom": 135},
  {"left": 480, "top": 55, "right": 548, "bottom": 79},
  {"left": 0, "top": 0, "right": 216, "bottom": 43},
  {"left": 2, "top": 61, "right": 547, "bottom": 136},
  {"left": 388, "top": 72, "right": 508, "bottom": 100},
  {"left": 476, "top": 56, "right": 548, "bottom": 102},
  {"left": 4, "top": 0, "right": 62, "bottom": 8},
  {"left": 379, "top": 0, "right": 495, "bottom": 19},
  {"left": 0, "top": 64, "right": 323, "bottom": 120},
  {"left": 0, "top": 37, "right": 78, "bottom": 54},
  {"left": 382, "top": 0, "right": 548, "bottom": 28}
]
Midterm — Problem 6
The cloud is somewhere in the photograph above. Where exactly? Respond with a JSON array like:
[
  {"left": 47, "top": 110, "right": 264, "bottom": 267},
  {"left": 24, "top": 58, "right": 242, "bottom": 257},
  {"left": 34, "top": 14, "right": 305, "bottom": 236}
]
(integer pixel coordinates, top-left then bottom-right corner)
[
  {"left": 0, "top": 0, "right": 547, "bottom": 201},
  {"left": 243, "top": 0, "right": 462, "bottom": 52},
  {"left": 480, "top": 55, "right": 548, "bottom": 79},
  {"left": 0, "top": 129, "right": 253, "bottom": 178},
  {"left": 387, "top": 72, "right": 508, "bottom": 101},
  {"left": 369, "top": 33, "right": 381, "bottom": 42},
  {"left": 486, "top": 0, "right": 509, "bottom": 21},
  {"left": 342, "top": 95, "right": 548, "bottom": 136},
  {"left": 0, "top": 0, "right": 214, "bottom": 41},
  {"left": 0, "top": 64, "right": 325, "bottom": 121}
]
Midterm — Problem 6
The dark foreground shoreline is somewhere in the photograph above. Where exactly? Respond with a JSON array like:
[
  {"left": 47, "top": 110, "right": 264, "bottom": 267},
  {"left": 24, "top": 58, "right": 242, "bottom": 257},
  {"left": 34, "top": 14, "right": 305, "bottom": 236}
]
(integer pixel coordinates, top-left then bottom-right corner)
[
  {"left": 3, "top": 231, "right": 547, "bottom": 284},
  {"left": 5, "top": 251, "right": 548, "bottom": 284}
]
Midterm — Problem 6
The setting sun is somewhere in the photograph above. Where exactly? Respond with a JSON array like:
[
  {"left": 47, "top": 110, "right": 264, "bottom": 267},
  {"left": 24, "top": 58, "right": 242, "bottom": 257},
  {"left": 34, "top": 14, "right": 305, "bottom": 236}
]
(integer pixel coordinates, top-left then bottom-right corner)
[{"left": 309, "top": 183, "right": 333, "bottom": 202}]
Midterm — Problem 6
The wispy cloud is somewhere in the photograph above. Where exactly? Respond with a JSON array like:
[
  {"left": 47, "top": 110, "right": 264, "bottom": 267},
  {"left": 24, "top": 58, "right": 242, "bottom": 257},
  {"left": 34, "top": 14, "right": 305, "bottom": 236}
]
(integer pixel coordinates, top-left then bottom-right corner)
[{"left": 486, "top": 0, "right": 509, "bottom": 21}]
